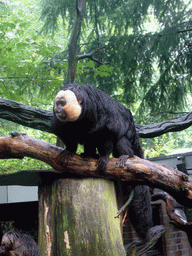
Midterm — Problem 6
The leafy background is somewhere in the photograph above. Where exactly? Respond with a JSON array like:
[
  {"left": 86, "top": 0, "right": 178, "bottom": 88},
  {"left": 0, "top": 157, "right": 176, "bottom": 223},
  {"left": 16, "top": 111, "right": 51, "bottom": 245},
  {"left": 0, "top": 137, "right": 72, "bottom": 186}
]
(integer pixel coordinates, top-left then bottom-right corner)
[{"left": 1, "top": 0, "right": 192, "bottom": 173}]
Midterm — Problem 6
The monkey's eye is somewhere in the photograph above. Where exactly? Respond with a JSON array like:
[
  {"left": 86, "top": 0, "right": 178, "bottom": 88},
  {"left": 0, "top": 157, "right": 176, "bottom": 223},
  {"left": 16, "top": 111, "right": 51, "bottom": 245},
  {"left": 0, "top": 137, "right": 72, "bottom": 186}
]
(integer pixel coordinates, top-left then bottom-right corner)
[
  {"left": 60, "top": 100, "right": 66, "bottom": 106},
  {"left": 57, "top": 100, "right": 66, "bottom": 107},
  {"left": 1, "top": 242, "right": 5, "bottom": 248}
]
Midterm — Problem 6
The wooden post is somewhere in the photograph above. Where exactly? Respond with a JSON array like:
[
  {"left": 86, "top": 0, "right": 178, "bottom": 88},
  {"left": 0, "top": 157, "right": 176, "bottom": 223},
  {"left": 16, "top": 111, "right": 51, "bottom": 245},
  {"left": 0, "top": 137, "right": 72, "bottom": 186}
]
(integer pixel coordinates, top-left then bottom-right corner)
[{"left": 38, "top": 178, "right": 126, "bottom": 256}]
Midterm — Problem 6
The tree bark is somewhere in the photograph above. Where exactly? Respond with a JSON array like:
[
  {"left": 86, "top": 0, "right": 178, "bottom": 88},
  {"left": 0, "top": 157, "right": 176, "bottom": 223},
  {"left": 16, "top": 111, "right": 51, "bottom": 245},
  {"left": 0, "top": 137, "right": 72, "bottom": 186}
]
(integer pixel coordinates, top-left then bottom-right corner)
[
  {"left": 0, "top": 98, "right": 53, "bottom": 133},
  {"left": 1, "top": 97, "right": 192, "bottom": 138},
  {"left": 137, "top": 111, "right": 192, "bottom": 138},
  {"left": 67, "top": 0, "right": 86, "bottom": 84},
  {"left": 38, "top": 178, "right": 126, "bottom": 256},
  {"left": 1, "top": 133, "right": 192, "bottom": 208}
]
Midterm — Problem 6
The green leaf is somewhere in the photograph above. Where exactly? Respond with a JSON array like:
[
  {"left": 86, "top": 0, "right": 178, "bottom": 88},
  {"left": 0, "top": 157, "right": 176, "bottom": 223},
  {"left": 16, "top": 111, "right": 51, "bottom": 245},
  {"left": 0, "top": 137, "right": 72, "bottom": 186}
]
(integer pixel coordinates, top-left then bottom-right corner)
[{"left": 86, "top": 60, "right": 95, "bottom": 68}]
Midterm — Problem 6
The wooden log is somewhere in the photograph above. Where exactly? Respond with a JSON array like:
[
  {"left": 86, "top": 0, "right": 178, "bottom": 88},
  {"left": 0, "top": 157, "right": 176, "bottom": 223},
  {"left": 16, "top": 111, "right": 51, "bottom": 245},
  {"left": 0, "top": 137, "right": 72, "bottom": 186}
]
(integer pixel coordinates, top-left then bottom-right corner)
[
  {"left": 0, "top": 133, "right": 192, "bottom": 207},
  {"left": 38, "top": 178, "right": 126, "bottom": 256}
]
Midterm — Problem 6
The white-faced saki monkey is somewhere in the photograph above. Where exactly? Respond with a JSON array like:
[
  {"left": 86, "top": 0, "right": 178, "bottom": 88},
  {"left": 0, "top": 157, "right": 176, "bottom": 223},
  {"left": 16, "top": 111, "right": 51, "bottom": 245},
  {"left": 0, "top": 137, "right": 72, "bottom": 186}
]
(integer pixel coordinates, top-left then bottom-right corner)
[
  {"left": 0, "top": 230, "right": 40, "bottom": 255},
  {"left": 51, "top": 83, "right": 152, "bottom": 242}
]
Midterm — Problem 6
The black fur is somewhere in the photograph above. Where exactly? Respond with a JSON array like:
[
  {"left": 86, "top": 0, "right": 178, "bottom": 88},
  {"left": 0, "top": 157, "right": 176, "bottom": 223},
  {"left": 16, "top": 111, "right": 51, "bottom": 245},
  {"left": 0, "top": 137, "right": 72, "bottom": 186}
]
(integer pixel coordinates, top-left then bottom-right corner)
[
  {"left": 0, "top": 230, "right": 40, "bottom": 255},
  {"left": 52, "top": 83, "right": 152, "bottom": 240}
]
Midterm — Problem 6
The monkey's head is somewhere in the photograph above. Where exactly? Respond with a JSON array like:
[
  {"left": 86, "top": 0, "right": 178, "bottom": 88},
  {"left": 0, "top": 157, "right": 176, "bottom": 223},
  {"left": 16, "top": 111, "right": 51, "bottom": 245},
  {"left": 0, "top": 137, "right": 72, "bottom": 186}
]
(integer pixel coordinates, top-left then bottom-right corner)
[
  {"left": 54, "top": 90, "right": 83, "bottom": 122},
  {"left": 0, "top": 231, "right": 15, "bottom": 255}
]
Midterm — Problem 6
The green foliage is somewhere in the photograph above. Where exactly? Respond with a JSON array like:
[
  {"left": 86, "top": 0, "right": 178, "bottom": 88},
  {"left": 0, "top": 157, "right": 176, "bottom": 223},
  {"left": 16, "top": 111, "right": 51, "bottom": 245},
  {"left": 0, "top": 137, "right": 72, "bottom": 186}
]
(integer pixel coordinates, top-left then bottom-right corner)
[
  {"left": 1, "top": 0, "right": 192, "bottom": 172},
  {"left": 11, "top": 0, "right": 192, "bottom": 119},
  {"left": 0, "top": 120, "right": 57, "bottom": 172},
  {"left": 143, "top": 126, "right": 192, "bottom": 158},
  {"left": 94, "top": 64, "right": 114, "bottom": 78},
  {"left": 0, "top": 0, "right": 66, "bottom": 106},
  {"left": 143, "top": 133, "right": 179, "bottom": 158}
]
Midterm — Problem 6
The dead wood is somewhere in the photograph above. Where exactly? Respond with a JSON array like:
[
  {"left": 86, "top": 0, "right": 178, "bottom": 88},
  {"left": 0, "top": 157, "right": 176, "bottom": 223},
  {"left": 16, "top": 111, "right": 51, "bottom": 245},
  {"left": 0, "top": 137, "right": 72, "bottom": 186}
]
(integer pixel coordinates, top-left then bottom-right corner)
[
  {"left": 1, "top": 98, "right": 192, "bottom": 138},
  {"left": 151, "top": 192, "right": 192, "bottom": 246},
  {"left": 1, "top": 133, "right": 192, "bottom": 207},
  {"left": 152, "top": 192, "right": 191, "bottom": 228}
]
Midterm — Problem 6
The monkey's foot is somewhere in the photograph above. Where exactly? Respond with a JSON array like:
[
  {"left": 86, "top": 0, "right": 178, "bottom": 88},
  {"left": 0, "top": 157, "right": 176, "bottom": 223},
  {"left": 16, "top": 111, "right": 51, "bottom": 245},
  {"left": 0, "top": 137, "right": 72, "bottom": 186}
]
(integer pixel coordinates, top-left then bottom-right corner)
[
  {"left": 116, "top": 155, "right": 129, "bottom": 167},
  {"left": 96, "top": 156, "right": 109, "bottom": 172},
  {"left": 57, "top": 149, "right": 74, "bottom": 164},
  {"left": 125, "top": 225, "right": 165, "bottom": 256}
]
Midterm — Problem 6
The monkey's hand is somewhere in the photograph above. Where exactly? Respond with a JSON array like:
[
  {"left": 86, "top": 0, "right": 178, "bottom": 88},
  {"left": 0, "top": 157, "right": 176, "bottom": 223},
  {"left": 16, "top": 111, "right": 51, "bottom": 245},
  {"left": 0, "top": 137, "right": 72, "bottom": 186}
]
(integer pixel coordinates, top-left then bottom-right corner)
[
  {"left": 57, "top": 148, "right": 74, "bottom": 164},
  {"left": 116, "top": 155, "right": 130, "bottom": 167},
  {"left": 96, "top": 155, "right": 110, "bottom": 172}
]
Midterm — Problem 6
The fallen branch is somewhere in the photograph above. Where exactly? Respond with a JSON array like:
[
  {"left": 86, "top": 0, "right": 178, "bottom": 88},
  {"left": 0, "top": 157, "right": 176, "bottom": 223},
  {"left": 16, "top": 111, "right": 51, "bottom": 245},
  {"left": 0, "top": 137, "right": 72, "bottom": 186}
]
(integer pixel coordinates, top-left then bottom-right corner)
[
  {"left": 1, "top": 133, "right": 192, "bottom": 207},
  {"left": 151, "top": 192, "right": 192, "bottom": 246},
  {"left": 152, "top": 192, "right": 189, "bottom": 227}
]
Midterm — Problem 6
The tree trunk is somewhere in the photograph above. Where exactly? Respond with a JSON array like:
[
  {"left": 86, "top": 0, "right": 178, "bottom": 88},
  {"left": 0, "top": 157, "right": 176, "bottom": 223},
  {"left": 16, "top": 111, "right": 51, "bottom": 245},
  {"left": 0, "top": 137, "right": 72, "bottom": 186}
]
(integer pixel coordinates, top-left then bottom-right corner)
[
  {"left": 38, "top": 178, "right": 126, "bottom": 256},
  {"left": 67, "top": 0, "right": 86, "bottom": 84}
]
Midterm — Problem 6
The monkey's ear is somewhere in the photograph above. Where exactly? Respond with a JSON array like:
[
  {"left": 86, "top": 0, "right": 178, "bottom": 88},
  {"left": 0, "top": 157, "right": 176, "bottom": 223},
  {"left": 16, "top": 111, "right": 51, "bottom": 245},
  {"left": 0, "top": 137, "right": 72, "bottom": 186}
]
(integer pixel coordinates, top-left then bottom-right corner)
[{"left": 77, "top": 96, "right": 83, "bottom": 104}]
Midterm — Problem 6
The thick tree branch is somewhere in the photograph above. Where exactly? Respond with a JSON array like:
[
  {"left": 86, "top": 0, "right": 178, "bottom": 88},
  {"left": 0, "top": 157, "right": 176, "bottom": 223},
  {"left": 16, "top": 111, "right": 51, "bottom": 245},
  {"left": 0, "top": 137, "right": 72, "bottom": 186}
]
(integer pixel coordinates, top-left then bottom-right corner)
[
  {"left": 1, "top": 98, "right": 192, "bottom": 138},
  {"left": 136, "top": 111, "right": 192, "bottom": 138},
  {"left": 0, "top": 98, "right": 53, "bottom": 133},
  {"left": 1, "top": 133, "right": 192, "bottom": 207}
]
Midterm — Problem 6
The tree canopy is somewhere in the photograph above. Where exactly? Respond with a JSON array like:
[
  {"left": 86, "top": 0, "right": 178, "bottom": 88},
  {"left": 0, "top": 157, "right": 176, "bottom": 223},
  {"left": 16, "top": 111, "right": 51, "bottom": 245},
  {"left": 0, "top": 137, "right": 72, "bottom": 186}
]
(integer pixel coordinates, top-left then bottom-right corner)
[
  {"left": 1, "top": 0, "right": 192, "bottom": 171},
  {"left": 39, "top": 0, "right": 192, "bottom": 121},
  {"left": 1, "top": 0, "right": 192, "bottom": 115}
]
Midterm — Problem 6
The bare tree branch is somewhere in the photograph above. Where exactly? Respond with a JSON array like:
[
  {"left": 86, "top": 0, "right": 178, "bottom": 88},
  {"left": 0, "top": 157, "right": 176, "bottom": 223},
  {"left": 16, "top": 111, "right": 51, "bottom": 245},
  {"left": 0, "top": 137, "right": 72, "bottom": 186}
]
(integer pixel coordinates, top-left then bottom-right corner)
[
  {"left": 77, "top": 46, "right": 105, "bottom": 64},
  {"left": 0, "top": 98, "right": 53, "bottom": 133},
  {"left": 1, "top": 97, "right": 192, "bottom": 138},
  {"left": 1, "top": 133, "right": 192, "bottom": 207},
  {"left": 136, "top": 111, "right": 192, "bottom": 138},
  {"left": 177, "top": 28, "right": 192, "bottom": 34},
  {"left": 152, "top": 192, "right": 190, "bottom": 227}
]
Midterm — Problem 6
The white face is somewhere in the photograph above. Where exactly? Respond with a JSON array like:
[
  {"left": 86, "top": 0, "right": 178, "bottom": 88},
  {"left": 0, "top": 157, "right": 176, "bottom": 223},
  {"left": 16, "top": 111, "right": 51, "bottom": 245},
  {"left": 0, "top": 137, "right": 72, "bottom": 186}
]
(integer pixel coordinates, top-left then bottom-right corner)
[{"left": 54, "top": 90, "right": 82, "bottom": 122}]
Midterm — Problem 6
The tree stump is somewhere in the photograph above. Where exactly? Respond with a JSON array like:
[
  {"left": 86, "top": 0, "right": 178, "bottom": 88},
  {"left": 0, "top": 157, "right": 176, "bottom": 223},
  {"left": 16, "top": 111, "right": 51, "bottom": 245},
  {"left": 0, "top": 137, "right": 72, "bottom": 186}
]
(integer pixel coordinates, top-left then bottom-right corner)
[{"left": 38, "top": 178, "right": 126, "bottom": 256}]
